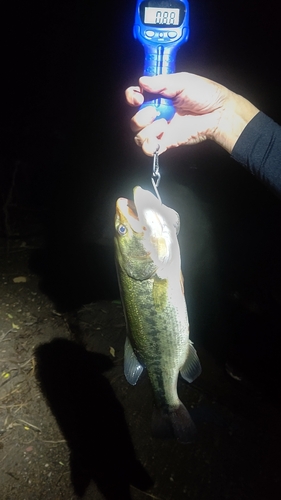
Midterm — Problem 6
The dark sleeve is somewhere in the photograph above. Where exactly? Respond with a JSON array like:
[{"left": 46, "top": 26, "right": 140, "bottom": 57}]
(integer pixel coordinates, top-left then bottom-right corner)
[{"left": 231, "top": 111, "right": 281, "bottom": 197}]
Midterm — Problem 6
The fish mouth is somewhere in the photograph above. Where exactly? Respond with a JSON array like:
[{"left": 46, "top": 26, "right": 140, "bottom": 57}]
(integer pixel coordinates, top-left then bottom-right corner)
[
  {"left": 116, "top": 186, "right": 177, "bottom": 266},
  {"left": 116, "top": 195, "right": 143, "bottom": 233},
  {"left": 127, "top": 198, "right": 138, "bottom": 219},
  {"left": 116, "top": 187, "right": 162, "bottom": 234}
]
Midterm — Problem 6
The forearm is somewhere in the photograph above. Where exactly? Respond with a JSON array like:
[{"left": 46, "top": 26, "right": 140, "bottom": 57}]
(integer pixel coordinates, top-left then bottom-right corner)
[{"left": 231, "top": 112, "right": 281, "bottom": 197}]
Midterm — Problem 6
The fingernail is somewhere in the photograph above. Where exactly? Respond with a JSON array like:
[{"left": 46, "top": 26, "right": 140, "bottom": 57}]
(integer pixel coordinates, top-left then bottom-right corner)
[
  {"left": 133, "top": 93, "right": 143, "bottom": 105},
  {"left": 134, "top": 136, "right": 142, "bottom": 147}
]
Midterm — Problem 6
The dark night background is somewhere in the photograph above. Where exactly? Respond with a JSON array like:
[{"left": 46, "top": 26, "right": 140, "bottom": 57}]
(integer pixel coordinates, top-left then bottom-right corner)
[
  {"left": 1, "top": 0, "right": 281, "bottom": 375},
  {"left": 2, "top": 0, "right": 281, "bottom": 216}
]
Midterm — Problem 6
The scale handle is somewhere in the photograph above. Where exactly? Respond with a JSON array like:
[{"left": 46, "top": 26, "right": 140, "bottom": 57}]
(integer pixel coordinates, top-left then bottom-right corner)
[
  {"left": 143, "top": 44, "right": 177, "bottom": 76},
  {"left": 141, "top": 44, "right": 178, "bottom": 121}
]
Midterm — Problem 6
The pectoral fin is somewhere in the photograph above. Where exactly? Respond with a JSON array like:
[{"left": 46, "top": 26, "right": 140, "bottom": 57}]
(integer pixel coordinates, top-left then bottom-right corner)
[
  {"left": 180, "top": 342, "right": 202, "bottom": 383},
  {"left": 124, "top": 337, "right": 144, "bottom": 385}
]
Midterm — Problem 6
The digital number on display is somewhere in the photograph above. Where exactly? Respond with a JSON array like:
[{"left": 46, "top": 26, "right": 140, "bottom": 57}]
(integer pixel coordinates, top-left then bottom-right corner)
[{"left": 144, "top": 7, "right": 180, "bottom": 26}]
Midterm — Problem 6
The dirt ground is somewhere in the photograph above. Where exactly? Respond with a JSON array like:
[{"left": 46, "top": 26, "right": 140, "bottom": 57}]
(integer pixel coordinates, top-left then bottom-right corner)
[
  {"left": 1, "top": 219, "right": 281, "bottom": 500},
  {"left": 0, "top": 232, "right": 139, "bottom": 500},
  {"left": 0, "top": 234, "right": 75, "bottom": 500}
]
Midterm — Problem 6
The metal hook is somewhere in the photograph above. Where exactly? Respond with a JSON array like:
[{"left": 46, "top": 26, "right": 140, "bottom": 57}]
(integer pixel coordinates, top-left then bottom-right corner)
[{"left": 152, "top": 144, "right": 161, "bottom": 203}]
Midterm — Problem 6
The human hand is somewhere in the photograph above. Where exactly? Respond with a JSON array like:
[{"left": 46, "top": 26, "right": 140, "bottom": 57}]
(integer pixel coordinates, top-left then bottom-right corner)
[{"left": 125, "top": 72, "right": 259, "bottom": 156}]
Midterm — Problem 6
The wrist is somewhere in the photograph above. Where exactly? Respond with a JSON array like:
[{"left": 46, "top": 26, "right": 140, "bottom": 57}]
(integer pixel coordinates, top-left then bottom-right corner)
[{"left": 211, "top": 90, "right": 260, "bottom": 154}]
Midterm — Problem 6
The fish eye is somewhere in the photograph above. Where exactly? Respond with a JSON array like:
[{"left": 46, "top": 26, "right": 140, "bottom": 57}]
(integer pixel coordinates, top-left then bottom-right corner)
[{"left": 117, "top": 224, "right": 127, "bottom": 236}]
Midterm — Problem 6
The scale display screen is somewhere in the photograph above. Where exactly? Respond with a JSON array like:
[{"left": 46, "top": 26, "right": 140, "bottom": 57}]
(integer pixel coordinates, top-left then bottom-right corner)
[
  {"left": 139, "top": 1, "right": 186, "bottom": 28},
  {"left": 144, "top": 7, "right": 180, "bottom": 26}
]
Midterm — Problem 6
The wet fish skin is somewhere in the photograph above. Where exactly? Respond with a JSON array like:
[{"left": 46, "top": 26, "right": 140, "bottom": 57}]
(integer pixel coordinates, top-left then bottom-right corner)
[{"left": 114, "top": 186, "right": 201, "bottom": 443}]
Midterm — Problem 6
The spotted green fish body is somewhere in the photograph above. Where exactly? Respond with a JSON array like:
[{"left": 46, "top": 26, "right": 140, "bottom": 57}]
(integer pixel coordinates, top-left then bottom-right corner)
[{"left": 114, "top": 187, "right": 201, "bottom": 443}]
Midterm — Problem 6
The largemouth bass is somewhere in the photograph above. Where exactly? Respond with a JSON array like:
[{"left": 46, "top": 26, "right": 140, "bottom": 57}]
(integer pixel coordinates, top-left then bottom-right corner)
[{"left": 114, "top": 186, "right": 201, "bottom": 443}]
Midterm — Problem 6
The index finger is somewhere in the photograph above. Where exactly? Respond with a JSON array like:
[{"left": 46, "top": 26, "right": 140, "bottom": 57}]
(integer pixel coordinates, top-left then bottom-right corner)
[{"left": 130, "top": 106, "right": 160, "bottom": 133}]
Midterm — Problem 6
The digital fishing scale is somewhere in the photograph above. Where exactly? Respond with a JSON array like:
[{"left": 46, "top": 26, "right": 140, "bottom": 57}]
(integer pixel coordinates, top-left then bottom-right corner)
[{"left": 134, "top": 0, "right": 189, "bottom": 121}]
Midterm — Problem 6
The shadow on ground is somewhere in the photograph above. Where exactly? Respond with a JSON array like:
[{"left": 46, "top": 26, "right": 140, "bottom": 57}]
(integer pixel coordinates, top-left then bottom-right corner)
[{"left": 35, "top": 338, "right": 152, "bottom": 500}]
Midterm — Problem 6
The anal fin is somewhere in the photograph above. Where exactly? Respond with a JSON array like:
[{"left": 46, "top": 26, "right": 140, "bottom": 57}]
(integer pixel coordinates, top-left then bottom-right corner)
[{"left": 180, "top": 342, "right": 202, "bottom": 383}]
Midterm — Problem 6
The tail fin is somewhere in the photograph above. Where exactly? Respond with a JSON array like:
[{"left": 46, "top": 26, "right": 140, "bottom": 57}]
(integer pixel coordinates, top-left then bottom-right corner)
[{"left": 152, "top": 402, "right": 196, "bottom": 444}]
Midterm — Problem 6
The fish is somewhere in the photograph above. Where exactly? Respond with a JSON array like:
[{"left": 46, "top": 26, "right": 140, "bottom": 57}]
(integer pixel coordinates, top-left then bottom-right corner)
[{"left": 114, "top": 186, "right": 202, "bottom": 443}]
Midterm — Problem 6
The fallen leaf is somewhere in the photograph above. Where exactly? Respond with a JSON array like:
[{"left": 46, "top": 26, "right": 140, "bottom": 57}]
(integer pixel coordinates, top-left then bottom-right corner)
[
  {"left": 109, "top": 346, "right": 115, "bottom": 357},
  {"left": 13, "top": 276, "right": 27, "bottom": 283}
]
